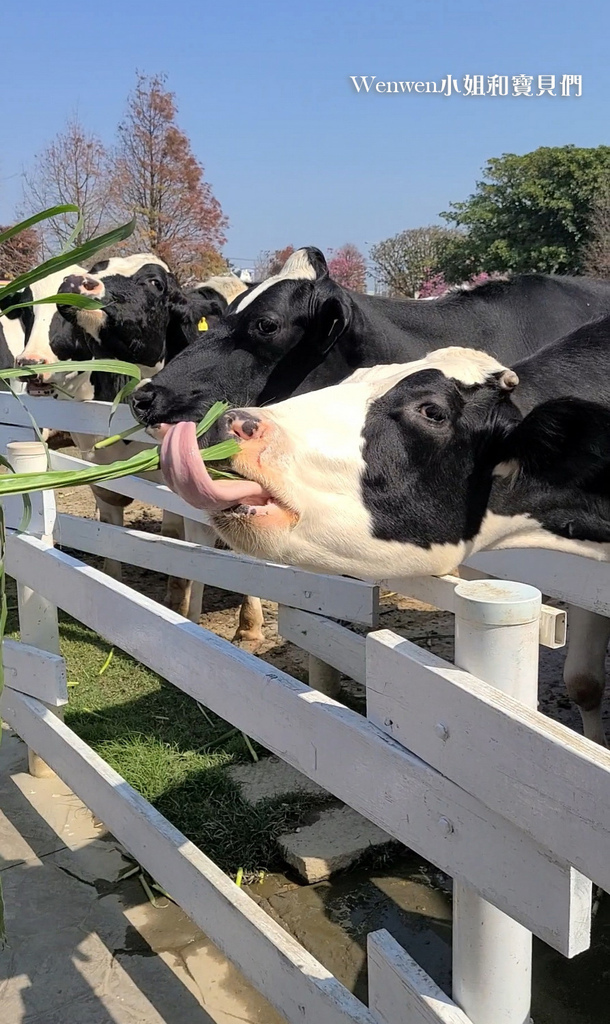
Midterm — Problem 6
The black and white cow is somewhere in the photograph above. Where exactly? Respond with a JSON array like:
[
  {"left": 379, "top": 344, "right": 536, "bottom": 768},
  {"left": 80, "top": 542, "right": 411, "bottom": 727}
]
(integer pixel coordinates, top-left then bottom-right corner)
[
  {"left": 158, "top": 325, "right": 610, "bottom": 742},
  {"left": 0, "top": 255, "right": 217, "bottom": 620},
  {"left": 130, "top": 246, "right": 610, "bottom": 426},
  {"left": 130, "top": 245, "right": 610, "bottom": 707}
]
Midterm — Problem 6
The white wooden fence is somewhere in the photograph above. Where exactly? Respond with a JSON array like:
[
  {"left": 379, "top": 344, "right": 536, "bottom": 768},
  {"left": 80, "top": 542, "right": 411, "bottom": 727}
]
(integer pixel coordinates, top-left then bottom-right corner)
[{"left": 1, "top": 392, "right": 610, "bottom": 1024}]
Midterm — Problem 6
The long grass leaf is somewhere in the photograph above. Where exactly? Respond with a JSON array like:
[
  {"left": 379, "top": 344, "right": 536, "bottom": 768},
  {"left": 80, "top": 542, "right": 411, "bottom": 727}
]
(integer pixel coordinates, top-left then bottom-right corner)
[
  {"left": 59, "top": 212, "right": 85, "bottom": 254},
  {"left": 0, "top": 217, "right": 136, "bottom": 302},
  {"left": 0, "top": 205, "right": 79, "bottom": 247},
  {"left": 0, "top": 293, "right": 106, "bottom": 318},
  {"left": 0, "top": 359, "right": 141, "bottom": 381},
  {"left": 94, "top": 425, "right": 144, "bottom": 449}
]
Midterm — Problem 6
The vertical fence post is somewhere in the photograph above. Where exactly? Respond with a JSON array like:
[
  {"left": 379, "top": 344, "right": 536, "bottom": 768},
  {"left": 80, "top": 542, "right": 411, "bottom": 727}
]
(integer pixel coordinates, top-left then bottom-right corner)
[
  {"left": 452, "top": 579, "right": 541, "bottom": 1024},
  {"left": 308, "top": 655, "right": 342, "bottom": 698},
  {"left": 7, "top": 440, "right": 61, "bottom": 779}
]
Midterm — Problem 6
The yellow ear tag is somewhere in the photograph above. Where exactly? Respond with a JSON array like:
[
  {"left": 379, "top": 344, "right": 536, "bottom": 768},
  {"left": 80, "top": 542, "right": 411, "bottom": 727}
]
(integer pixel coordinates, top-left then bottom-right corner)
[{"left": 198, "top": 316, "right": 209, "bottom": 332}]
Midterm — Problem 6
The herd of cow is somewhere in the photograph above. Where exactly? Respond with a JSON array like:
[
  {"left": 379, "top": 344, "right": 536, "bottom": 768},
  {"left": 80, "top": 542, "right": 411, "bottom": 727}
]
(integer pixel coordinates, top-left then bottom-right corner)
[{"left": 3, "top": 246, "right": 610, "bottom": 746}]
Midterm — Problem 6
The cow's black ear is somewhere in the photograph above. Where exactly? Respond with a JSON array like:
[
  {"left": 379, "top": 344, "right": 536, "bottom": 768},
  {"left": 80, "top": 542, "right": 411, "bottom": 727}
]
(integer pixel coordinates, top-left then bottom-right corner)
[
  {"left": 300, "top": 247, "right": 329, "bottom": 280},
  {"left": 312, "top": 277, "right": 352, "bottom": 353},
  {"left": 499, "top": 398, "right": 610, "bottom": 485}
]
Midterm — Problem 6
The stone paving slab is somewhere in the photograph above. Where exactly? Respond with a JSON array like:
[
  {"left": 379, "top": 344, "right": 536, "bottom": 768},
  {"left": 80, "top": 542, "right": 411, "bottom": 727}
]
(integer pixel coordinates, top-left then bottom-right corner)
[
  {"left": 228, "top": 755, "right": 329, "bottom": 804},
  {"left": 229, "top": 752, "right": 395, "bottom": 882},
  {"left": 279, "top": 805, "right": 396, "bottom": 883}
]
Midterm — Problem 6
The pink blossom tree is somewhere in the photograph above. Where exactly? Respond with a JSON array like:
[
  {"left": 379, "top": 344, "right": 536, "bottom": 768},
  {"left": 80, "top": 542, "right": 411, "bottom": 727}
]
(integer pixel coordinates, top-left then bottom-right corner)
[{"left": 327, "top": 243, "right": 367, "bottom": 291}]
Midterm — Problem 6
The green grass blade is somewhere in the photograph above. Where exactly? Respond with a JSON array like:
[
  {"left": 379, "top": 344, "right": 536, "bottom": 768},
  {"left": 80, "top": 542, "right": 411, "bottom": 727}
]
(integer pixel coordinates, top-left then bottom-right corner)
[
  {"left": 109, "top": 377, "right": 141, "bottom": 423},
  {"left": 59, "top": 212, "right": 85, "bottom": 254},
  {"left": 0, "top": 205, "right": 79, "bottom": 247},
  {"left": 0, "top": 359, "right": 141, "bottom": 381},
  {"left": 200, "top": 440, "right": 241, "bottom": 461},
  {"left": 0, "top": 217, "right": 136, "bottom": 303},
  {"left": 0, "top": 293, "right": 106, "bottom": 318},
  {"left": 94, "top": 425, "right": 144, "bottom": 449},
  {"left": 195, "top": 401, "right": 230, "bottom": 438}
]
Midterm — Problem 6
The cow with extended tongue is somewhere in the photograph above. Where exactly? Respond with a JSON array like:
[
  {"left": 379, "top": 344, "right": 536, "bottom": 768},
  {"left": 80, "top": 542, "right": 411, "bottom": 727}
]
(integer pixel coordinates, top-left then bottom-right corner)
[
  {"left": 159, "top": 325, "right": 610, "bottom": 746},
  {"left": 135, "top": 245, "right": 610, "bottom": 719}
]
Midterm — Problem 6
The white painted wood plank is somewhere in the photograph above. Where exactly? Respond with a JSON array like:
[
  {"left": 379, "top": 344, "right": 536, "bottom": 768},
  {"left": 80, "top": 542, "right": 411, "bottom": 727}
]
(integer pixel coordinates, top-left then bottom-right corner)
[
  {"left": 1, "top": 689, "right": 375, "bottom": 1024},
  {"left": 2, "top": 638, "right": 67, "bottom": 706},
  {"left": 0, "top": 393, "right": 150, "bottom": 440},
  {"left": 55, "top": 514, "right": 379, "bottom": 625},
  {"left": 465, "top": 549, "right": 610, "bottom": 617},
  {"left": 368, "top": 930, "right": 471, "bottom": 1024},
  {"left": 367, "top": 628, "right": 610, "bottom": 897},
  {"left": 382, "top": 575, "right": 462, "bottom": 614},
  {"left": 4, "top": 531, "right": 590, "bottom": 956},
  {"left": 278, "top": 606, "right": 366, "bottom": 682}
]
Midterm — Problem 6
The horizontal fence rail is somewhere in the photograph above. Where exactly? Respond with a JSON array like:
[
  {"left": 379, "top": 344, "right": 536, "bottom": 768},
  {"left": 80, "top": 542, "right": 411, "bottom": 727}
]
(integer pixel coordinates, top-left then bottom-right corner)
[
  {"left": 54, "top": 514, "right": 379, "bottom": 626},
  {"left": 4, "top": 530, "right": 592, "bottom": 956}
]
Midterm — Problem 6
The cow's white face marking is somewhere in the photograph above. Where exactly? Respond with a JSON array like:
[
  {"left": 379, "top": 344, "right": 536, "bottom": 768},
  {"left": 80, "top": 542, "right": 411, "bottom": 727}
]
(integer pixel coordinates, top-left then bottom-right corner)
[
  {"left": 17, "top": 264, "right": 88, "bottom": 365},
  {"left": 94, "top": 254, "right": 169, "bottom": 276},
  {"left": 233, "top": 248, "right": 318, "bottom": 313},
  {"left": 203, "top": 348, "right": 512, "bottom": 576}
]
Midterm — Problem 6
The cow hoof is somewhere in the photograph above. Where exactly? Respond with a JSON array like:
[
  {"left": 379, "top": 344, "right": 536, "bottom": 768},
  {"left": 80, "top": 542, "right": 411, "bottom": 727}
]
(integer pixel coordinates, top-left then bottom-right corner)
[
  {"left": 163, "top": 591, "right": 191, "bottom": 618},
  {"left": 232, "top": 630, "right": 265, "bottom": 655}
]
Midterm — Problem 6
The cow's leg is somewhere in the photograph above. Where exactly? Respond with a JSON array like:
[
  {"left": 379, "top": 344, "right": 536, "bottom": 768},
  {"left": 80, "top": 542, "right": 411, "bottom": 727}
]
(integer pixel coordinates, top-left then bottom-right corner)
[
  {"left": 564, "top": 605, "right": 610, "bottom": 746},
  {"left": 234, "top": 595, "right": 265, "bottom": 648},
  {"left": 161, "top": 512, "right": 194, "bottom": 618},
  {"left": 182, "top": 519, "right": 218, "bottom": 623},
  {"left": 91, "top": 486, "right": 131, "bottom": 580}
]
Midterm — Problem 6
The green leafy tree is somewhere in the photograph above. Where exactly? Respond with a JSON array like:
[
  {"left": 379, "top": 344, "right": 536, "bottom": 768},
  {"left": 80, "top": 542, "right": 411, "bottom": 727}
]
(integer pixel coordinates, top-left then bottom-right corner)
[{"left": 438, "top": 145, "right": 610, "bottom": 282}]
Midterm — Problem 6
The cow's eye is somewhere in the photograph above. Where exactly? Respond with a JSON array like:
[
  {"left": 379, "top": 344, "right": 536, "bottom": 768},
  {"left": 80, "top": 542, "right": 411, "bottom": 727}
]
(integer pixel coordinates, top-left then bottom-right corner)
[
  {"left": 145, "top": 278, "right": 163, "bottom": 290},
  {"left": 256, "top": 318, "right": 279, "bottom": 335},
  {"left": 418, "top": 402, "right": 446, "bottom": 422}
]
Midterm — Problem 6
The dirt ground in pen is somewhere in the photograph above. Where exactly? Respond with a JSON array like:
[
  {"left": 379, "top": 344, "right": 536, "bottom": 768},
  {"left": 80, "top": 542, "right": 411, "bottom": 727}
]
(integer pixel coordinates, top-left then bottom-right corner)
[{"left": 51, "top": 448, "right": 610, "bottom": 1024}]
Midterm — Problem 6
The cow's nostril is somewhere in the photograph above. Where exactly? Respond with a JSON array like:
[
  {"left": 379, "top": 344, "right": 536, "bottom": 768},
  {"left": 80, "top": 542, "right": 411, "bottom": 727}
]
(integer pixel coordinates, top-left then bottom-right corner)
[
  {"left": 82, "top": 276, "right": 99, "bottom": 292},
  {"left": 130, "top": 389, "right": 152, "bottom": 412},
  {"left": 226, "top": 410, "right": 262, "bottom": 440},
  {"left": 17, "top": 357, "right": 49, "bottom": 367}
]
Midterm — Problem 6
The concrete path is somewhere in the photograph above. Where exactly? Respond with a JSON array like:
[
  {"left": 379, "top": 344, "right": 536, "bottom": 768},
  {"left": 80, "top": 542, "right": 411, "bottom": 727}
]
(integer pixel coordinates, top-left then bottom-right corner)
[{"left": 0, "top": 725, "right": 284, "bottom": 1024}]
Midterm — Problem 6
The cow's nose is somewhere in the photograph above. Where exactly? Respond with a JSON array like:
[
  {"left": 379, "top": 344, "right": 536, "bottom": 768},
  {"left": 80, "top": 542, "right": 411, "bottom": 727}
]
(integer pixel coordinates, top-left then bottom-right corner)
[
  {"left": 226, "top": 409, "right": 263, "bottom": 440},
  {"left": 130, "top": 386, "right": 153, "bottom": 417},
  {"left": 16, "top": 355, "right": 49, "bottom": 368},
  {"left": 60, "top": 274, "right": 104, "bottom": 297}
]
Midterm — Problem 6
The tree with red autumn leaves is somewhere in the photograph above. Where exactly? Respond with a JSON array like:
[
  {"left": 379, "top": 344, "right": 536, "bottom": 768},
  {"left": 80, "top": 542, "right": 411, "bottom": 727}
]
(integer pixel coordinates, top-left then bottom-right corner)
[
  {"left": 327, "top": 243, "right": 367, "bottom": 291},
  {"left": 110, "top": 73, "right": 228, "bottom": 280},
  {"left": 0, "top": 226, "right": 41, "bottom": 278},
  {"left": 254, "top": 245, "right": 295, "bottom": 280}
]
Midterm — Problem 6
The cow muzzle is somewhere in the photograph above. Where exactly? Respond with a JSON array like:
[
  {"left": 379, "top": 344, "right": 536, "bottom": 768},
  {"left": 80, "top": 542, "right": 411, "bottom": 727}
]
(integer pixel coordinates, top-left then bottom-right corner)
[
  {"left": 15, "top": 356, "right": 54, "bottom": 392},
  {"left": 60, "top": 274, "right": 105, "bottom": 299}
]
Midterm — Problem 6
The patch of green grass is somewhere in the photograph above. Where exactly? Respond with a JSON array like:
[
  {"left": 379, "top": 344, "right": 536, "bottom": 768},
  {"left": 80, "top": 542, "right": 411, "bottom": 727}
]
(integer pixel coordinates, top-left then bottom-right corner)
[{"left": 5, "top": 579, "right": 329, "bottom": 878}]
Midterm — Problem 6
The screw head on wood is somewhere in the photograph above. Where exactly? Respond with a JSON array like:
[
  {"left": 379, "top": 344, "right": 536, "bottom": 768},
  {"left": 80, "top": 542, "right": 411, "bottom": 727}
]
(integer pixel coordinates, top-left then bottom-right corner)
[
  {"left": 435, "top": 723, "right": 450, "bottom": 741},
  {"left": 384, "top": 717, "right": 393, "bottom": 727},
  {"left": 438, "top": 816, "right": 454, "bottom": 837}
]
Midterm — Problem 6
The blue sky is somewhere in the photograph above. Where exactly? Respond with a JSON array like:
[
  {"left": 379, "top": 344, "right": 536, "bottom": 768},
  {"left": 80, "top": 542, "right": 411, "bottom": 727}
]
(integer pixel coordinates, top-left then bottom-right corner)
[{"left": 1, "top": 0, "right": 607, "bottom": 272}]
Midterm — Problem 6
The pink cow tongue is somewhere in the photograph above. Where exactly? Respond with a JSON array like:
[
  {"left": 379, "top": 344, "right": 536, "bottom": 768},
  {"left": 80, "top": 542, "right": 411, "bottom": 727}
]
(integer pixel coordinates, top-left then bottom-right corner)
[{"left": 160, "top": 421, "right": 268, "bottom": 510}]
